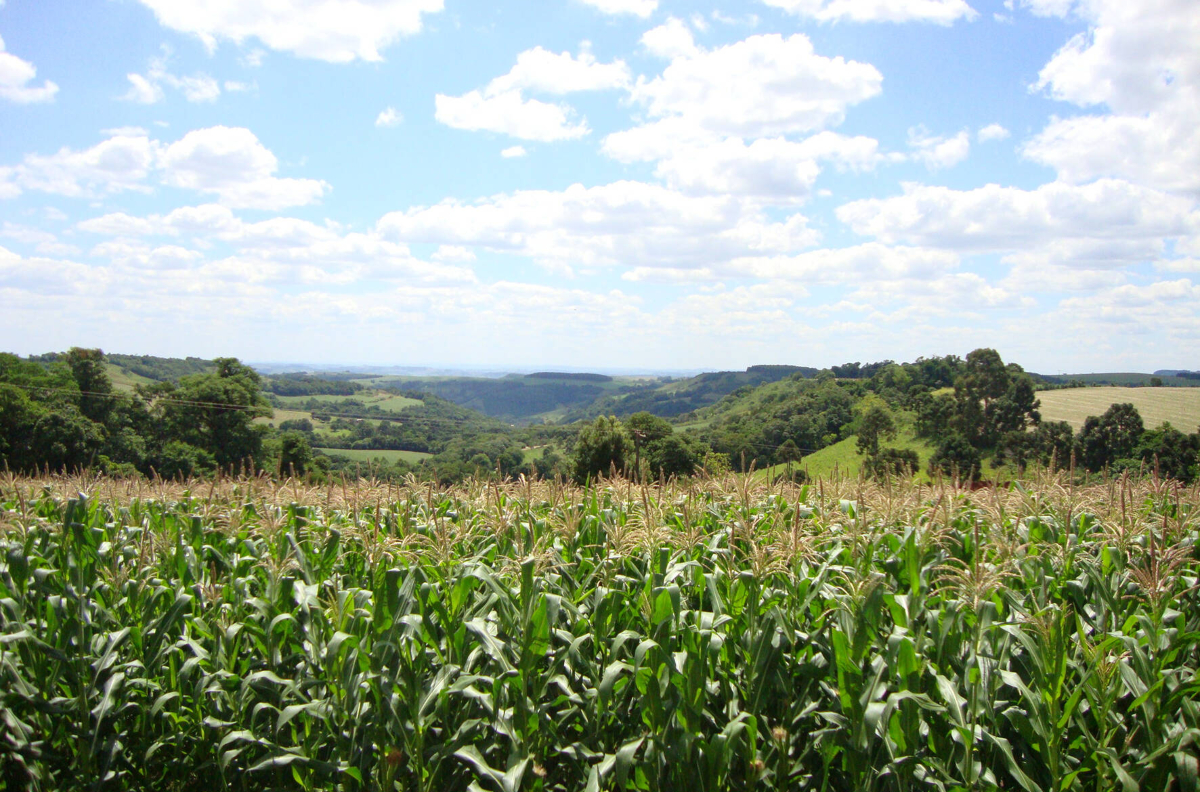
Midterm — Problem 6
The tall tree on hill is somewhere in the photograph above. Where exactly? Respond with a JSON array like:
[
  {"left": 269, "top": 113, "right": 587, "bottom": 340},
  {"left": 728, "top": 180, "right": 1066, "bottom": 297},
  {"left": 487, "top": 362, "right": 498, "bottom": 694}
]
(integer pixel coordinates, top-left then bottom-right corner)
[
  {"left": 950, "top": 349, "right": 1040, "bottom": 448},
  {"left": 1077, "top": 403, "right": 1144, "bottom": 472},
  {"left": 855, "top": 398, "right": 897, "bottom": 458},
  {"left": 146, "top": 358, "right": 272, "bottom": 470},
  {"left": 572, "top": 416, "right": 629, "bottom": 483},
  {"left": 64, "top": 347, "right": 113, "bottom": 425}
]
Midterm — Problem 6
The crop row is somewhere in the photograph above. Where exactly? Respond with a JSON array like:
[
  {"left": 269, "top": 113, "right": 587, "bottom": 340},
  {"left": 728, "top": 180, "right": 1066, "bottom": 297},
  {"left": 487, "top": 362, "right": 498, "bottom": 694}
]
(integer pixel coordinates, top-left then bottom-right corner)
[{"left": 0, "top": 472, "right": 1197, "bottom": 791}]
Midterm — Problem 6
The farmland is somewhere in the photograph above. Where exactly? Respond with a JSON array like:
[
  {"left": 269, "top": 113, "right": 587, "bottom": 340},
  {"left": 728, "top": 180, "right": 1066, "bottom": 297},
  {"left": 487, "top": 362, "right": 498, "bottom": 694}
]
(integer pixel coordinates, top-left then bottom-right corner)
[
  {"left": 315, "top": 447, "right": 432, "bottom": 464},
  {"left": 1, "top": 471, "right": 1197, "bottom": 790},
  {"left": 1037, "top": 386, "right": 1200, "bottom": 432}
]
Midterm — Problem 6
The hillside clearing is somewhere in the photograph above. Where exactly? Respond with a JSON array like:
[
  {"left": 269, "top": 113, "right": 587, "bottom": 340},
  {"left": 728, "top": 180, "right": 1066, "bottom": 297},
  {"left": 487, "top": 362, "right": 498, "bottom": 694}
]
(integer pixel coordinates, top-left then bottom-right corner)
[
  {"left": 1037, "top": 386, "right": 1200, "bottom": 431},
  {"left": 315, "top": 447, "right": 430, "bottom": 464}
]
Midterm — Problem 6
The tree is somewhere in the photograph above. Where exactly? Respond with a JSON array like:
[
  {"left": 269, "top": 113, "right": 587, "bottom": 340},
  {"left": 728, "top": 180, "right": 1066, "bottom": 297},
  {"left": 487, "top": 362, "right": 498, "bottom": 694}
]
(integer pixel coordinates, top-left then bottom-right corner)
[
  {"left": 644, "top": 434, "right": 706, "bottom": 479},
  {"left": 32, "top": 406, "right": 104, "bottom": 472},
  {"left": 626, "top": 412, "right": 673, "bottom": 480},
  {"left": 572, "top": 416, "right": 629, "bottom": 483},
  {"left": 0, "top": 383, "right": 43, "bottom": 471},
  {"left": 1077, "top": 403, "right": 1144, "bottom": 471},
  {"left": 929, "top": 434, "right": 982, "bottom": 482},
  {"left": 156, "top": 441, "right": 216, "bottom": 480},
  {"left": 64, "top": 347, "right": 113, "bottom": 424},
  {"left": 855, "top": 398, "right": 897, "bottom": 457},
  {"left": 151, "top": 358, "right": 271, "bottom": 470},
  {"left": 278, "top": 431, "right": 314, "bottom": 477},
  {"left": 953, "top": 349, "right": 1040, "bottom": 448},
  {"left": 865, "top": 448, "right": 919, "bottom": 480},
  {"left": 1135, "top": 422, "right": 1198, "bottom": 482}
]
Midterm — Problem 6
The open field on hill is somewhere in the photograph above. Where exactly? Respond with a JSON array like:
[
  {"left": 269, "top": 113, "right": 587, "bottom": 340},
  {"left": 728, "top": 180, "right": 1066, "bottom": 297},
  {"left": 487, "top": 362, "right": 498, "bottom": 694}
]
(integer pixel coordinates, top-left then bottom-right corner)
[
  {"left": 1, "top": 471, "right": 1197, "bottom": 790},
  {"left": 314, "top": 447, "right": 431, "bottom": 464},
  {"left": 274, "top": 392, "right": 424, "bottom": 412},
  {"left": 102, "top": 363, "right": 154, "bottom": 392},
  {"left": 1038, "top": 386, "right": 1200, "bottom": 431},
  {"left": 1044, "top": 373, "right": 1200, "bottom": 387}
]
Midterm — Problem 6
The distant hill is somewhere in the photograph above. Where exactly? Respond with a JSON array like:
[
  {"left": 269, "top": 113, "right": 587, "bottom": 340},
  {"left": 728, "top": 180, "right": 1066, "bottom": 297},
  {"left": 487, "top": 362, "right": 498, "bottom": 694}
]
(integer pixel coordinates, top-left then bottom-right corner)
[
  {"left": 1036, "top": 372, "right": 1200, "bottom": 387},
  {"left": 562, "top": 366, "right": 815, "bottom": 422}
]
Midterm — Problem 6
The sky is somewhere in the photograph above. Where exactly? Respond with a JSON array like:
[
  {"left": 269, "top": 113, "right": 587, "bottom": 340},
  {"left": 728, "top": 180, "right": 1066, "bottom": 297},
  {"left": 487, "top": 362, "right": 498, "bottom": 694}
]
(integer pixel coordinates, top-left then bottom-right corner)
[{"left": 0, "top": 0, "right": 1197, "bottom": 374}]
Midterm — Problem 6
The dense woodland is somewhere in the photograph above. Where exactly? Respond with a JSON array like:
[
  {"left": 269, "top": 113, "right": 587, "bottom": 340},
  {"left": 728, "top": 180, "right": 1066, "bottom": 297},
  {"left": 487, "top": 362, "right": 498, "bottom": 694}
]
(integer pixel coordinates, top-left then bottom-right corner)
[{"left": 1, "top": 348, "right": 1197, "bottom": 485}]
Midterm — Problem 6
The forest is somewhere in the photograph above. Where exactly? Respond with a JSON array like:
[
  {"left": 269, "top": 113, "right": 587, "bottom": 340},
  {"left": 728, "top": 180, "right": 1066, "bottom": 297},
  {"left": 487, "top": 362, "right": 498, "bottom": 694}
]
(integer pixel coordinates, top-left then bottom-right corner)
[{"left": 1, "top": 347, "right": 1197, "bottom": 486}]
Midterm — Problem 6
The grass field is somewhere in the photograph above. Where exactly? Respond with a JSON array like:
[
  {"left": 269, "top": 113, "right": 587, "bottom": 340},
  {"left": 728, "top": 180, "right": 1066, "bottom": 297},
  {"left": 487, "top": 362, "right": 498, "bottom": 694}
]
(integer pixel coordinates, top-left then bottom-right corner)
[
  {"left": 102, "top": 363, "right": 155, "bottom": 392},
  {"left": 274, "top": 391, "right": 424, "bottom": 413},
  {"left": 1047, "top": 372, "right": 1200, "bottom": 387},
  {"left": 0, "top": 472, "right": 1195, "bottom": 790},
  {"left": 315, "top": 447, "right": 431, "bottom": 463},
  {"left": 1037, "top": 386, "right": 1200, "bottom": 431}
]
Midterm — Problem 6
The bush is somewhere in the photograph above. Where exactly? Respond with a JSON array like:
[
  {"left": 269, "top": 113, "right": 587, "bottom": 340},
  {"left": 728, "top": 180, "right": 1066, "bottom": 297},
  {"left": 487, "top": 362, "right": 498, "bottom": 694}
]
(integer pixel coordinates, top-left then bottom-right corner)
[
  {"left": 928, "top": 434, "right": 982, "bottom": 482},
  {"left": 864, "top": 447, "right": 919, "bottom": 479}
]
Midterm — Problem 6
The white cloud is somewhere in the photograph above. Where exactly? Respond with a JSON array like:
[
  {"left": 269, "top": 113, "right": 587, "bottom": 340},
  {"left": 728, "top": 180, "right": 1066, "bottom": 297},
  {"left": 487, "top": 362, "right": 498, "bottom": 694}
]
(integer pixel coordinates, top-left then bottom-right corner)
[
  {"left": 630, "top": 33, "right": 882, "bottom": 138},
  {"left": 1024, "top": 113, "right": 1200, "bottom": 194},
  {"left": 641, "top": 18, "right": 699, "bottom": 59},
  {"left": 1024, "top": 0, "right": 1200, "bottom": 194},
  {"left": 486, "top": 46, "right": 631, "bottom": 95},
  {"left": 134, "top": 0, "right": 444, "bottom": 63},
  {"left": 906, "top": 126, "right": 970, "bottom": 170},
  {"left": 611, "top": 131, "right": 886, "bottom": 199},
  {"left": 376, "top": 107, "right": 403, "bottom": 127},
  {"left": 123, "top": 73, "right": 164, "bottom": 104},
  {"left": 977, "top": 123, "right": 1010, "bottom": 142},
  {"left": 123, "top": 51, "right": 221, "bottom": 104},
  {"left": 0, "top": 33, "right": 59, "bottom": 103},
  {"left": 1054, "top": 279, "right": 1200, "bottom": 341},
  {"left": 431, "top": 244, "right": 476, "bottom": 262},
  {"left": 378, "top": 180, "right": 819, "bottom": 273},
  {"left": 2, "top": 133, "right": 158, "bottom": 199},
  {"left": 158, "top": 127, "right": 329, "bottom": 210},
  {"left": 763, "top": 0, "right": 977, "bottom": 24},
  {"left": 435, "top": 90, "right": 589, "bottom": 141},
  {"left": 2, "top": 127, "right": 328, "bottom": 209},
  {"left": 435, "top": 46, "right": 629, "bottom": 141},
  {"left": 500, "top": 145, "right": 527, "bottom": 158},
  {"left": 837, "top": 179, "right": 1196, "bottom": 251},
  {"left": 576, "top": 0, "right": 657, "bottom": 17}
]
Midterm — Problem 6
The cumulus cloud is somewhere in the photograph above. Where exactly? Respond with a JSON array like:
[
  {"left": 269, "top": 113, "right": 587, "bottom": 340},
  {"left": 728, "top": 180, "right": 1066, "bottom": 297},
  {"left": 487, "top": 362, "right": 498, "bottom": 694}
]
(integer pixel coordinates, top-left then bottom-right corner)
[
  {"left": 1, "top": 127, "right": 328, "bottom": 210},
  {"left": 500, "top": 145, "right": 527, "bottom": 158},
  {"left": 762, "top": 0, "right": 977, "bottom": 25},
  {"left": 837, "top": 179, "right": 1195, "bottom": 253},
  {"left": 602, "top": 31, "right": 887, "bottom": 203},
  {"left": 608, "top": 131, "right": 886, "bottom": 199},
  {"left": 0, "top": 34, "right": 59, "bottom": 103},
  {"left": 641, "top": 18, "right": 699, "bottom": 59},
  {"left": 435, "top": 91, "right": 589, "bottom": 141},
  {"left": 122, "top": 49, "right": 223, "bottom": 104},
  {"left": 486, "top": 45, "right": 631, "bottom": 95},
  {"left": 1024, "top": 0, "right": 1200, "bottom": 194},
  {"left": 576, "top": 0, "right": 657, "bottom": 17},
  {"left": 630, "top": 32, "right": 882, "bottom": 138},
  {"left": 435, "top": 46, "right": 629, "bottom": 141},
  {"left": 134, "top": 0, "right": 444, "bottom": 62},
  {"left": 375, "top": 107, "right": 403, "bottom": 127},
  {"left": 977, "top": 123, "right": 1010, "bottom": 142},
  {"left": 157, "top": 126, "right": 329, "bottom": 210},
  {"left": 377, "top": 180, "right": 819, "bottom": 273},
  {"left": 906, "top": 126, "right": 970, "bottom": 170}
]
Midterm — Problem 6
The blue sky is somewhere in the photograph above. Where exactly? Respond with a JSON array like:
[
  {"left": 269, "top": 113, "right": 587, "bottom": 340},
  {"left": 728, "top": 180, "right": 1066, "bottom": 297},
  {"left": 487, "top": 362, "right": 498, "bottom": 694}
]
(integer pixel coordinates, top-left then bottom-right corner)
[{"left": 0, "top": 0, "right": 1196, "bottom": 373}]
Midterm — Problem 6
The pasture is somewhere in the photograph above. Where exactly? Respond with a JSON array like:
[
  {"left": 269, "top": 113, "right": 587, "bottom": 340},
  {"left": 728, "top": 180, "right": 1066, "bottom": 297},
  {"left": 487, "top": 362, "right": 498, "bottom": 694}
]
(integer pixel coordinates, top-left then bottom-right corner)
[
  {"left": 1037, "top": 386, "right": 1200, "bottom": 432},
  {"left": 315, "top": 447, "right": 431, "bottom": 464},
  {"left": 274, "top": 392, "right": 424, "bottom": 413},
  {"left": 0, "top": 472, "right": 1196, "bottom": 790}
]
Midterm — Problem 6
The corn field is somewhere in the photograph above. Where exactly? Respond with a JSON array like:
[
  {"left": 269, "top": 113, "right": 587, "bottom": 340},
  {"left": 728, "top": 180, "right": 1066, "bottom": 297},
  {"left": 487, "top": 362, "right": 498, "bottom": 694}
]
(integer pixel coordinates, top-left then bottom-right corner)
[{"left": 0, "top": 471, "right": 1198, "bottom": 791}]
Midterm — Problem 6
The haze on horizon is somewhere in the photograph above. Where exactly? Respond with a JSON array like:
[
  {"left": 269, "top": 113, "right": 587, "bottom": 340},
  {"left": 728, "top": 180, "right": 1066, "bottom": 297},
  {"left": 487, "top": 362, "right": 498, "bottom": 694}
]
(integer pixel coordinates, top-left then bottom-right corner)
[{"left": 1, "top": 0, "right": 1197, "bottom": 373}]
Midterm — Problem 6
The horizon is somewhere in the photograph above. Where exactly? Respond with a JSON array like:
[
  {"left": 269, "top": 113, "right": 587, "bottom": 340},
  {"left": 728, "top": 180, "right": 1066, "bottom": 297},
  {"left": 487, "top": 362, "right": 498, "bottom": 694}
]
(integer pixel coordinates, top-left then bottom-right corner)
[{"left": 1, "top": 0, "right": 1197, "bottom": 372}]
